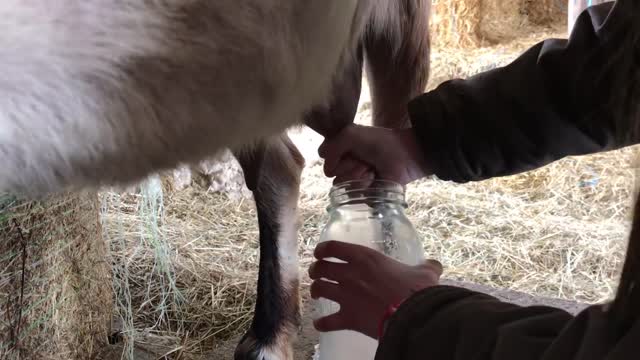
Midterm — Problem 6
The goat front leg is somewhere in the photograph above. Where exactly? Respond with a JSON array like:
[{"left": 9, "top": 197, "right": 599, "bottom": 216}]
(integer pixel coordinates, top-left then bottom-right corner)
[{"left": 233, "top": 135, "right": 305, "bottom": 360}]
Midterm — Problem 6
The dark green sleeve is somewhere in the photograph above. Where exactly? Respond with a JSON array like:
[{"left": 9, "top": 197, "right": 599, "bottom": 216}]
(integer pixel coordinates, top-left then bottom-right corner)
[
  {"left": 408, "top": 1, "right": 640, "bottom": 183},
  {"left": 375, "top": 285, "right": 640, "bottom": 360},
  {"left": 375, "top": 285, "right": 573, "bottom": 360}
]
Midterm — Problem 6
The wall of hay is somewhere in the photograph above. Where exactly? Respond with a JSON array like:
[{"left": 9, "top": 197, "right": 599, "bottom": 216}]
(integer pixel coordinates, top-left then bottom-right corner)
[
  {"left": 0, "top": 192, "right": 112, "bottom": 360},
  {"left": 431, "top": 0, "right": 567, "bottom": 48}
]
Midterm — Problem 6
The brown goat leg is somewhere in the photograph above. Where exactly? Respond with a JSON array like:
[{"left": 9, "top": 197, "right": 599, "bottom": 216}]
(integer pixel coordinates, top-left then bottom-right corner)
[{"left": 233, "top": 135, "right": 305, "bottom": 360}]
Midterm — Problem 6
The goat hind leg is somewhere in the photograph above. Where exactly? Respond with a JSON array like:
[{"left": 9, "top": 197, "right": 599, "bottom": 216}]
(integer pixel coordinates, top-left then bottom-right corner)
[
  {"left": 233, "top": 135, "right": 305, "bottom": 360},
  {"left": 364, "top": 0, "right": 431, "bottom": 129}
]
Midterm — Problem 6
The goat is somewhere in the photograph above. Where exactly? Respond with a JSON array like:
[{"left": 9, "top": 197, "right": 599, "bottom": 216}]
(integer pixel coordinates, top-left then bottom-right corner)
[{"left": 0, "top": 1, "right": 431, "bottom": 358}]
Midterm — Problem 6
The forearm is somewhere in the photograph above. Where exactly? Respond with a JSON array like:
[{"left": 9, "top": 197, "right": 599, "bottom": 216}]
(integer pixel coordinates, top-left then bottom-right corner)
[
  {"left": 376, "top": 284, "right": 640, "bottom": 360},
  {"left": 375, "top": 285, "right": 574, "bottom": 360},
  {"left": 408, "top": 1, "right": 639, "bottom": 183}
]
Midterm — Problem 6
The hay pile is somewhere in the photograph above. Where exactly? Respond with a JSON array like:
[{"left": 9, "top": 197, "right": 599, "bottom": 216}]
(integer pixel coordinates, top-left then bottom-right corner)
[
  {"left": 99, "top": 177, "right": 260, "bottom": 359},
  {"left": 431, "top": 0, "right": 567, "bottom": 48},
  {"left": 408, "top": 147, "right": 637, "bottom": 303},
  {"left": 0, "top": 192, "right": 111, "bottom": 360}
]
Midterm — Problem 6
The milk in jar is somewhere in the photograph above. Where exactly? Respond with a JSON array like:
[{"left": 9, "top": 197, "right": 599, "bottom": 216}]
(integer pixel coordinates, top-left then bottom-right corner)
[{"left": 313, "top": 179, "right": 425, "bottom": 360}]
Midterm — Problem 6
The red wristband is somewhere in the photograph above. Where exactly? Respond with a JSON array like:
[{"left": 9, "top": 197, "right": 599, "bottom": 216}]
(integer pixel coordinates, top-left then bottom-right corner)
[{"left": 377, "top": 300, "right": 404, "bottom": 340}]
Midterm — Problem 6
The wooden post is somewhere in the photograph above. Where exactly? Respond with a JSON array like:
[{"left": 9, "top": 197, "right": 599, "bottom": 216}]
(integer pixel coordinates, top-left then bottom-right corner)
[{"left": 568, "top": 0, "right": 612, "bottom": 35}]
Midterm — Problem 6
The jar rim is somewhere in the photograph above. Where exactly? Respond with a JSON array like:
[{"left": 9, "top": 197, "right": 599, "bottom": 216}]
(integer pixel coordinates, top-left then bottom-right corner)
[
  {"left": 328, "top": 179, "right": 407, "bottom": 210},
  {"left": 329, "top": 179, "right": 405, "bottom": 196}
]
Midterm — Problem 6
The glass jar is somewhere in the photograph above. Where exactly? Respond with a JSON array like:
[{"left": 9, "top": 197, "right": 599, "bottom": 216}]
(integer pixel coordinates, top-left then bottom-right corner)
[{"left": 313, "top": 179, "right": 425, "bottom": 360}]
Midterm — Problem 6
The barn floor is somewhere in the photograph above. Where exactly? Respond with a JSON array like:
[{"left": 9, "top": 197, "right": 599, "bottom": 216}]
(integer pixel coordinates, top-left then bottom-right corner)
[
  {"left": 98, "top": 24, "right": 638, "bottom": 360},
  {"left": 209, "top": 280, "right": 589, "bottom": 360},
  {"left": 98, "top": 280, "right": 588, "bottom": 359}
]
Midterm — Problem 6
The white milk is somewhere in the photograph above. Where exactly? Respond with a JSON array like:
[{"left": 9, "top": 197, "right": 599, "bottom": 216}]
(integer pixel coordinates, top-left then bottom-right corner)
[{"left": 313, "top": 201, "right": 425, "bottom": 360}]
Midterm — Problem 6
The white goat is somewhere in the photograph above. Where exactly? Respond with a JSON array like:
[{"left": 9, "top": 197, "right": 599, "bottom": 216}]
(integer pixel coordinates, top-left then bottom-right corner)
[{"left": 0, "top": 1, "right": 431, "bottom": 359}]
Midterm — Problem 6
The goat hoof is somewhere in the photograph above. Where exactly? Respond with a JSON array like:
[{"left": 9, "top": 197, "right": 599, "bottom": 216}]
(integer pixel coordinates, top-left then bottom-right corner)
[{"left": 234, "top": 330, "right": 293, "bottom": 360}]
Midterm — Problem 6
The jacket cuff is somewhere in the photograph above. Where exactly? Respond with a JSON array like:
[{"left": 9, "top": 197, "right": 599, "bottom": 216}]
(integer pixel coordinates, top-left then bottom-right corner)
[{"left": 381, "top": 284, "right": 494, "bottom": 337}]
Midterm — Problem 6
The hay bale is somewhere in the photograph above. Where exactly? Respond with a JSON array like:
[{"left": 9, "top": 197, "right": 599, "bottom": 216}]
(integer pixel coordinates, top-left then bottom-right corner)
[
  {"left": 524, "top": 0, "right": 566, "bottom": 26},
  {"left": 431, "top": 0, "right": 567, "bottom": 48},
  {"left": 477, "top": 0, "right": 530, "bottom": 45},
  {"left": 0, "top": 192, "right": 112, "bottom": 360},
  {"left": 431, "top": 0, "right": 483, "bottom": 48}
]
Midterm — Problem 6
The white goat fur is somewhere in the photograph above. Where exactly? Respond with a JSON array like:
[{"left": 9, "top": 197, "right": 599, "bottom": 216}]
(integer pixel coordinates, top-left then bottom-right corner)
[{"left": 0, "top": 0, "right": 402, "bottom": 196}]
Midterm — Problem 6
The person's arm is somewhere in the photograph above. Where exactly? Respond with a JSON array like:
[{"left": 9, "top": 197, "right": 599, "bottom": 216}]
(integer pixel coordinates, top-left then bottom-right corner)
[
  {"left": 376, "top": 284, "right": 640, "bottom": 360},
  {"left": 409, "top": 1, "right": 640, "bottom": 183},
  {"left": 375, "top": 285, "right": 575, "bottom": 360}
]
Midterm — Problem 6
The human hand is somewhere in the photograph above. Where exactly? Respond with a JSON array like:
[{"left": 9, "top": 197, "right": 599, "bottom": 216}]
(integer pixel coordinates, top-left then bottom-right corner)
[
  {"left": 309, "top": 240, "right": 443, "bottom": 339},
  {"left": 318, "top": 124, "right": 432, "bottom": 186}
]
